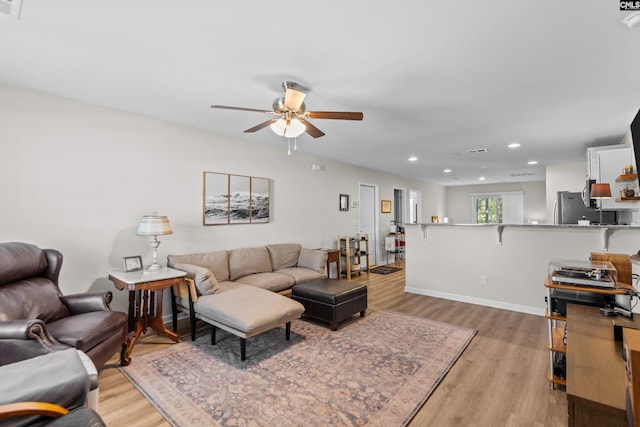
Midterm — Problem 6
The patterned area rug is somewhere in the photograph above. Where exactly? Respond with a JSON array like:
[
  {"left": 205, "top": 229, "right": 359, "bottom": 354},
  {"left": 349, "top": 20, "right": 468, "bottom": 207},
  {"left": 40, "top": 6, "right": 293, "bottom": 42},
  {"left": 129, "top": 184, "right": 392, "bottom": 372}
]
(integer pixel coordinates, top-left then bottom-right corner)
[
  {"left": 120, "top": 310, "right": 476, "bottom": 427},
  {"left": 370, "top": 265, "right": 403, "bottom": 274}
]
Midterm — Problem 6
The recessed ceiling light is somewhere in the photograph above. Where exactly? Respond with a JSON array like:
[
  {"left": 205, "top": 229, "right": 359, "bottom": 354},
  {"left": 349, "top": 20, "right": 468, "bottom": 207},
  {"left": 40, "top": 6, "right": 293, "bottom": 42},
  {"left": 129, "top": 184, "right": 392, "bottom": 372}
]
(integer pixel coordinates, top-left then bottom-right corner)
[
  {"left": 479, "top": 176, "right": 486, "bottom": 181},
  {"left": 443, "top": 168, "right": 452, "bottom": 173},
  {"left": 528, "top": 160, "right": 538, "bottom": 165},
  {"left": 408, "top": 156, "right": 418, "bottom": 162},
  {"left": 508, "top": 142, "right": 521, "bottom": 148}
]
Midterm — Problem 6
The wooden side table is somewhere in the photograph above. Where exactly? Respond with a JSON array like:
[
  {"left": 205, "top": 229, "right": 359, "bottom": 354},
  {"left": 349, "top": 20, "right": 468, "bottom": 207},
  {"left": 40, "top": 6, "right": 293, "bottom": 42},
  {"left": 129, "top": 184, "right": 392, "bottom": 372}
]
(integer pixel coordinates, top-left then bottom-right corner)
[
  {"left": 325, "top": 249, "right": 340, "bottom": 279},
  {"left": 108, "top": 267, "right": 186, "bottom": 363}
]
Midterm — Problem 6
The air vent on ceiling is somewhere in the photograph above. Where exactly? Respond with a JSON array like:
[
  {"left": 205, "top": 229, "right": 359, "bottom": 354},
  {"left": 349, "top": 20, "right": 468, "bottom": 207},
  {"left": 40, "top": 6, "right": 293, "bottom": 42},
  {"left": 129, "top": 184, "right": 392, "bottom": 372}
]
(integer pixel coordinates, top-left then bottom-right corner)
[
  {"left": 509, "top": 172, "right": 536, "bottom": 177},
  {"left": 466, "top": 148, "right": 488, "bottom": 154},
  {"left": 0, "top": 0, "right": 23, "bottom": 19}
]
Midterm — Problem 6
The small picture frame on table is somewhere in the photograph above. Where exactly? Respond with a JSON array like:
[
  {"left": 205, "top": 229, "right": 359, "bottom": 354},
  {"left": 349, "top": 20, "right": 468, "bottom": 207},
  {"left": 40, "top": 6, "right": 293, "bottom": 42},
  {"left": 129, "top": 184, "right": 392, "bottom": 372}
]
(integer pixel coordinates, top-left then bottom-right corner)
[{"left": 123, "top": 255, "right": 143, "bottom": 272}]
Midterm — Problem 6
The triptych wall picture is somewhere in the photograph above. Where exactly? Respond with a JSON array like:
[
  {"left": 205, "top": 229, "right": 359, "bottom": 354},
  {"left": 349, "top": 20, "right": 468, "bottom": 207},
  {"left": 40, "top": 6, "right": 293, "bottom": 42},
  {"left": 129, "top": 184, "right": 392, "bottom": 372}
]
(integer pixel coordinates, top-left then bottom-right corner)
[{"left": 203, "top": 172, "right": 270, "bottom": 225}]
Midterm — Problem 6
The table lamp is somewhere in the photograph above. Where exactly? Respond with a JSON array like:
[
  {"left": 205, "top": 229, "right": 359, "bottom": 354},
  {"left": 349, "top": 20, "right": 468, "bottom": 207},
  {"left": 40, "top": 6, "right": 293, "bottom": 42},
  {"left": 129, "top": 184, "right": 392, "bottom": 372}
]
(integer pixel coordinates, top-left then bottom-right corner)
[
  {"left": 136, "top": 212, "right": 173, "bottom": 270},
  {"left": 590, "top": 183, "right": 611, "bottom": 225}
]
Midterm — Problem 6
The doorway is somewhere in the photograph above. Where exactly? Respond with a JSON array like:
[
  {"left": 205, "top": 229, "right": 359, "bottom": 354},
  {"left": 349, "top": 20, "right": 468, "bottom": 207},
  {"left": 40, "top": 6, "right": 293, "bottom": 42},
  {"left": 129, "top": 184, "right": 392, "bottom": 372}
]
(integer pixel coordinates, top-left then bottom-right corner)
[
  {"left": 359, "top": 183, "right": 378, "bottom": 266},
  {"left": 393, "top": 188, "right": 405, "bottom": 225},
  {"left": 409, "top": 189, "right": 422, "bottom": 224}
]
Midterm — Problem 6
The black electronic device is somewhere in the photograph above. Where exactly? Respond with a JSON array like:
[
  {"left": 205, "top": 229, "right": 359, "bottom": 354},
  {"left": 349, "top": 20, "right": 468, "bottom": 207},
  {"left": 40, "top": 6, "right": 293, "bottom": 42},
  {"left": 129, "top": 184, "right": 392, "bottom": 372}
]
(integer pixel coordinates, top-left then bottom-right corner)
[
  {"left": 584, "top": 179, "right": 597, "bottom": 208},
  {"left": 553, "top": 352, "right": 566, "bottom": 379},
  {"left": 631, "top": 108, "right": 640, "bottom": 190},
  {"left": 550, "top": 289, "right": 613, "bottom": 316}
]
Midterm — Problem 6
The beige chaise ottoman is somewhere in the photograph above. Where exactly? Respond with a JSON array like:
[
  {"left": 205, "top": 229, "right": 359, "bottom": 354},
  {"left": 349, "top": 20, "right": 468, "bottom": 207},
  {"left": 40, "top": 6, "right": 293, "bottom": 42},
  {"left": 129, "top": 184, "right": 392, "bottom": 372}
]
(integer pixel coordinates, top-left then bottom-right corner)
[{"left": 191, "top": 281, "right": 304, "bottom": 361}]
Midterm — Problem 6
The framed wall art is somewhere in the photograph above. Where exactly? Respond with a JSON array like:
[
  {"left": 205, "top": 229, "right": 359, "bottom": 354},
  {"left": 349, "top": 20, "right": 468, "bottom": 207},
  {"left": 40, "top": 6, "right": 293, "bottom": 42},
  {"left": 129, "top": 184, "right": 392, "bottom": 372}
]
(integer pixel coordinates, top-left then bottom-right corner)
[
  {"left": 381, "top": 200, "right": 392, "bottom": 214},
  {"left": 203, "top": 172, "right": 270, "bottom": 225},
  {"left": 339, "top": 194, "right": 350, "bottom": 211}
]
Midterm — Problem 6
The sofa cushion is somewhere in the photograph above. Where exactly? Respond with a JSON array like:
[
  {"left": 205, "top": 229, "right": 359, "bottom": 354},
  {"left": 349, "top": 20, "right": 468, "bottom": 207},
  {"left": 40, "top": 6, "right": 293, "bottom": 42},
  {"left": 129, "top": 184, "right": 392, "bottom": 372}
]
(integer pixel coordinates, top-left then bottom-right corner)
[
  {"left": 173, "top": 263, "right": 219, "bottom": 296},
  {"left": 266, "top": 244, "right": 302, "bottom": 270},
  {"left": 167, "top": 250, "right": 229, "bottom": 282},
  {"left": 194, "top": 283, "right": 304, "bottom": 335},
  {"left": 228, "top": 247, "right": 273, "bottom": 281},
  {"left": 234, "top": 272, "right": 295, "bottom": 292},
  {"left": 47, "top": 310, "right": 128, "bottom": 352},
  {"left": 297, "top": 249, "right": 328, "bottom": 274},
  {"left": 276, "top": 267, "right": 325, "bottom": 284}
]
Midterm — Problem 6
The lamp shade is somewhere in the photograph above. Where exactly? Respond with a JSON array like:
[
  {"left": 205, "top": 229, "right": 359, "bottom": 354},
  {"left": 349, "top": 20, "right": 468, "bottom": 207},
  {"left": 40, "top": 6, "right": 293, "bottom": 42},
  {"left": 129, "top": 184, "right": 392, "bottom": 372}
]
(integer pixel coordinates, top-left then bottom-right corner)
[
  {"left": 270, "top": 118, "right": 306, "bottom": 138},
  {"left": 590, "top": 183, "right": 612, "bottom": 199},
  {"left": 136, "top": 213, "right": 173, "bottom": 236}
]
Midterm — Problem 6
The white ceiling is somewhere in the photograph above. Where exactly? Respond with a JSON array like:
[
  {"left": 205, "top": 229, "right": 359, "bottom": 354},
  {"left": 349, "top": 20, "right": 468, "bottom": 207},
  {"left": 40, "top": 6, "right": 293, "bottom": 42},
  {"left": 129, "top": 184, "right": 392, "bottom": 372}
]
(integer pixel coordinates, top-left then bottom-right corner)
[{"left": 2, "top": 1, "right": 639, "bottom": 186}]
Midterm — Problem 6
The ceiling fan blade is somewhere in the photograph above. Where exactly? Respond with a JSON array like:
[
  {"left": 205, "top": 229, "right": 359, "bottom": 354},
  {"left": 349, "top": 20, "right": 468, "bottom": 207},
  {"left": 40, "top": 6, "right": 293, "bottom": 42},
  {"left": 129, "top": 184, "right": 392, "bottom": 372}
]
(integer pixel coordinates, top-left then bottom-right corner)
[
  {"left": 306, "top": 111, "right": 364, "bottom": 121},
  {"left": 244, "top": 119, "right": 277, "bottom": 133},
  {"left": 211, "top": 105, "right": 275, "bottom": 114},
  {"left": 299, "top": 118, "right": 325, "bottom": 138},
  {"left": 284, "top": 88, "right": 306, "bottom": 111}
]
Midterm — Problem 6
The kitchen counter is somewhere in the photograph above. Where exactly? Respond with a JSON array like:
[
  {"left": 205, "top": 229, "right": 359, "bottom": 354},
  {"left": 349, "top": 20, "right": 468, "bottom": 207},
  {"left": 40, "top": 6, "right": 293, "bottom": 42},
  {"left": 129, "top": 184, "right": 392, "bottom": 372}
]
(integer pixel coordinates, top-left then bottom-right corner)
[
  {"left": 403, "top": 223, "right": 640, "bottom": 315},
  {"left": 412, "top": 223, "right": 640, "bottom": 249}
]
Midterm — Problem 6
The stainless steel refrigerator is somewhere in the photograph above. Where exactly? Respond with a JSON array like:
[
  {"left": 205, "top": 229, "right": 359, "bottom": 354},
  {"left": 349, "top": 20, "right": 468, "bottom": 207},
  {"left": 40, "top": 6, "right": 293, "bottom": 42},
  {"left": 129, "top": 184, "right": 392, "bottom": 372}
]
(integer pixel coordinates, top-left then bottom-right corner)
[{"left": 556, "top": 191, "right": 616, "bottom": 225}]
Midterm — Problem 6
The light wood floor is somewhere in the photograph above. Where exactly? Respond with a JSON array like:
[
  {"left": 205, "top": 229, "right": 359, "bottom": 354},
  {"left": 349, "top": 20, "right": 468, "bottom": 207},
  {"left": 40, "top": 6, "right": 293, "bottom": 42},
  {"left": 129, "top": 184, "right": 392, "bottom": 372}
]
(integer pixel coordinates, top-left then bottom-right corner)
[{"left": 98, "top": 261, "right": 568, "bottom": 426}]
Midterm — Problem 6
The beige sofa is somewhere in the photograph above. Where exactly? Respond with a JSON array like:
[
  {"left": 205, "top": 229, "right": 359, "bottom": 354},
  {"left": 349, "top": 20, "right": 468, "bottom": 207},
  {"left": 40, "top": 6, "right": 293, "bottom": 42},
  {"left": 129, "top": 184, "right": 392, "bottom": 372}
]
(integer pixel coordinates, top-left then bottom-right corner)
[{"left": 167, "top": 244, "right": 328, "bottom": 360}]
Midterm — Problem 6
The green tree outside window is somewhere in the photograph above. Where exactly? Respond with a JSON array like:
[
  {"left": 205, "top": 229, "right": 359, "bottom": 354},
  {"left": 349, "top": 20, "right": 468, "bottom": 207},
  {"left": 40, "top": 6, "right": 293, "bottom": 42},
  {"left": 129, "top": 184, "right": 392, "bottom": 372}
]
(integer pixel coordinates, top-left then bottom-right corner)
[{"left": 476, "top": 197, "right": 503, "bottom": 224}]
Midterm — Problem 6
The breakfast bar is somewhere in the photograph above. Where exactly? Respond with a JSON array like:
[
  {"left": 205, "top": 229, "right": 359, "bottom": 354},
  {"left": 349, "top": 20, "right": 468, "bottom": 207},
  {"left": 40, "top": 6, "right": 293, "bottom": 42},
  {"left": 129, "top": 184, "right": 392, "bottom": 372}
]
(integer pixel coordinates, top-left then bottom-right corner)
[{"left": 404, "top": 223, "right": 640, "bottom": 316}]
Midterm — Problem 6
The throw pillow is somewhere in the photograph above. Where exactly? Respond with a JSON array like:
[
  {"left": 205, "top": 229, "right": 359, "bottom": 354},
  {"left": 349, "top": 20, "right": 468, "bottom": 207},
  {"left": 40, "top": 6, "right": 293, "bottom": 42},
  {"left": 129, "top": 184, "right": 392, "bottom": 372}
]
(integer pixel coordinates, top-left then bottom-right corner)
[
  {"left": 297, "top": 248, "right": 328, "bottom": 273},
  {"left": 173, "top": 263, "right": 219, "bottom": 296},
  {"left": 266, "top": 243, "right": 302, "bottom": 270}
]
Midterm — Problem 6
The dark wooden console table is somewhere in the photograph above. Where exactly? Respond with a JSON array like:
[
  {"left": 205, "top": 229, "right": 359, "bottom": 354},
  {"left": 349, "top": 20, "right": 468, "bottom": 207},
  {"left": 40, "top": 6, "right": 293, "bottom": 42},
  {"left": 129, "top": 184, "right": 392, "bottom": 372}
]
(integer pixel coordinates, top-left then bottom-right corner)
[{"left": 566, "top": 304, "right": 640, "bottom": 426}]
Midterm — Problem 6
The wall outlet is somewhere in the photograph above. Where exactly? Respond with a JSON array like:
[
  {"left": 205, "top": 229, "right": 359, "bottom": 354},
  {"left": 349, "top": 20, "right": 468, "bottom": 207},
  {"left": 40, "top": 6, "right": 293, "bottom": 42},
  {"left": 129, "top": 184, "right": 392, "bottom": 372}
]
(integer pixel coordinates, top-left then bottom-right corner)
[{"left": 480, "top": 275, "right": 488, "bottom": 285}]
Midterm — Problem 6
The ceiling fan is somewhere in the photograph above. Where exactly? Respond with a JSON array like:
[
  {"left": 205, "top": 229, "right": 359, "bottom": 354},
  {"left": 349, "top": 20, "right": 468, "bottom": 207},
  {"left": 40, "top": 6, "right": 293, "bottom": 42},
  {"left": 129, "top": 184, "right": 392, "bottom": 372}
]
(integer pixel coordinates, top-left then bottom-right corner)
[{"left": 211, "top": 81, "right": 363, "bottom": 139}]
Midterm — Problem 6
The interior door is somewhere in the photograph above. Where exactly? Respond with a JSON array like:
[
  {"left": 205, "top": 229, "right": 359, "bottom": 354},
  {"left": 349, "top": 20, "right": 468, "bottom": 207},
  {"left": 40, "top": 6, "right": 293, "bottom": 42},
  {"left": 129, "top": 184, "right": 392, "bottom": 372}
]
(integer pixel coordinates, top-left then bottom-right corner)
[{"left": 359, "top": 184, "right": 377, "bottom": 265}]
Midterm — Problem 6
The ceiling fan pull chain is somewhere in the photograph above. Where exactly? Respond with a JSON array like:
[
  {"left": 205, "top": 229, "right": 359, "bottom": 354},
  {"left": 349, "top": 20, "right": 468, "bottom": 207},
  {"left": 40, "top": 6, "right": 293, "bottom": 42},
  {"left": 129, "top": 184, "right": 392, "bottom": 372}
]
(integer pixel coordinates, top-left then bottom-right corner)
[
  {"left": 294, "top": 138, "right": 297, "bottom": 152},
  {"left": 287, "top": 139, "right": 291, "bottom": 155}
]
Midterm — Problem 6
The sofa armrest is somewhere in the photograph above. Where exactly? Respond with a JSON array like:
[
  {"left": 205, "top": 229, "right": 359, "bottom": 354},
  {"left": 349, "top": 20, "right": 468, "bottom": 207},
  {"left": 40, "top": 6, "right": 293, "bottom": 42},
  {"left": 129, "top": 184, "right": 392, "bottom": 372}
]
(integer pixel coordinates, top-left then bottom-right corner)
[
  {"left": 0, "top": 320, "right": 69, "bottom": 366},
  {"left": 60, "top": 291, "right": 112, "bottom": 315},
  {"left": 0, "top": 319, "right": 47, "bottom": 340},
  {"left": 0, "top": 349, "right": 91, "bottom": 418},
  {"left": 179, "top": 278, "right": 199, "bottom": 303}
]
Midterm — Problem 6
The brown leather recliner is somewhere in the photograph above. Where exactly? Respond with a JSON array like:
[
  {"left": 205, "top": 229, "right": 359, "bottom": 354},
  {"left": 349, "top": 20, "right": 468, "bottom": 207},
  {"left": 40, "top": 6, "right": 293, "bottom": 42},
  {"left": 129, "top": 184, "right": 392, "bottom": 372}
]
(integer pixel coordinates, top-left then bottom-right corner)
[{"left": 0, "top": 242, "right": 129, "bottom": 369}]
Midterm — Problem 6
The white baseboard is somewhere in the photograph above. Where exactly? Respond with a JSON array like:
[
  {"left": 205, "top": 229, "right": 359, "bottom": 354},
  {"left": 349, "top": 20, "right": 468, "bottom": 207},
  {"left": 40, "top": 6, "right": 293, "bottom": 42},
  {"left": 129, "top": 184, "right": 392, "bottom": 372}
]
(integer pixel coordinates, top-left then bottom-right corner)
[{"left": 404, "top": 286, "right": 545, "bottom": 317}]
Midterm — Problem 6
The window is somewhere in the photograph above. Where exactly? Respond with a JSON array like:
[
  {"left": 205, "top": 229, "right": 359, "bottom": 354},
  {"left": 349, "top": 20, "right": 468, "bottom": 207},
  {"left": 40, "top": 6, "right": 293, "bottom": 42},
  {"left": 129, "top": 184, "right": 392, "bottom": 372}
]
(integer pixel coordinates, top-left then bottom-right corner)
[
  {"left": 475, "top": 196, "right": 503, "bottom": 224},
  {"left": 471, "top": 191, "right": 524, "bottom": 224}
]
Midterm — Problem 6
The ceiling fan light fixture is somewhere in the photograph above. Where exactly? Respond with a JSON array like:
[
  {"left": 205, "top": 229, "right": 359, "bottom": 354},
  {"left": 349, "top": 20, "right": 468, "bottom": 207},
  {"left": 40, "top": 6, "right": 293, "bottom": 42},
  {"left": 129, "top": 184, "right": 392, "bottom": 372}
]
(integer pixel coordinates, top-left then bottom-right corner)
[
  {"left": 270, "top": 118, "right": 306, "bottom": 138},
  {"left": 284, "top": 88, "right": 306, "bottom": 111}
]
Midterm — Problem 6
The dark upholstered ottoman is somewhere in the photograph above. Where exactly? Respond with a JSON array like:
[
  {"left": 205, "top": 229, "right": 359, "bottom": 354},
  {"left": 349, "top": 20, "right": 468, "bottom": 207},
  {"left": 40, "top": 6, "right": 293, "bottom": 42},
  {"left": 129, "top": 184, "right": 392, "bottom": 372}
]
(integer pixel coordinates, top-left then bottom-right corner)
[{"left": 292, "top": 279, "right": 367, "bottom": 331}]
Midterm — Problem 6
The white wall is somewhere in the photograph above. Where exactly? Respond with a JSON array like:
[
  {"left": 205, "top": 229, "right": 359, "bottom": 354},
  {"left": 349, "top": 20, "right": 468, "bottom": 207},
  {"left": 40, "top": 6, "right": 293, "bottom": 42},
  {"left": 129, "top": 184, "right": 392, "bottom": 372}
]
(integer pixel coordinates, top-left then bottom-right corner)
[
  {"left": 405, "top": 224, "right": 640, "bottom": 315},
  {"left": 445, "top": 181, "right": 546, "bottom": 224},
  {"left": 0, "top": 83, "right": 443, "bottom": 312}
]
